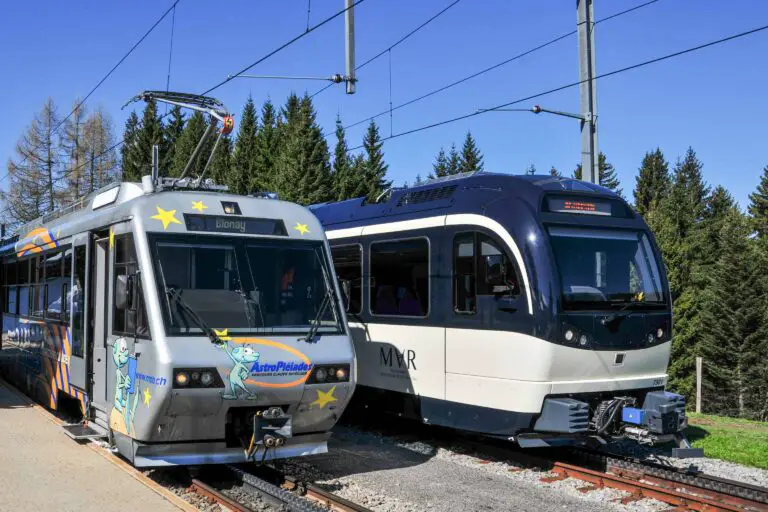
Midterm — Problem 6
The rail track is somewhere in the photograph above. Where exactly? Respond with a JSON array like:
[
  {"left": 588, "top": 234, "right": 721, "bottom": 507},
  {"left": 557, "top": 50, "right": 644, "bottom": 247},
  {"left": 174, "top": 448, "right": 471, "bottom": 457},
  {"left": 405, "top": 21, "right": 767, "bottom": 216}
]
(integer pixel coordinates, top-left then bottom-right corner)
[
  {"left": 341, "top": 411, "right": 768, "bottom": 512},
  {"left": 188, "top": 464, "right": 372, "bottom": 512}
]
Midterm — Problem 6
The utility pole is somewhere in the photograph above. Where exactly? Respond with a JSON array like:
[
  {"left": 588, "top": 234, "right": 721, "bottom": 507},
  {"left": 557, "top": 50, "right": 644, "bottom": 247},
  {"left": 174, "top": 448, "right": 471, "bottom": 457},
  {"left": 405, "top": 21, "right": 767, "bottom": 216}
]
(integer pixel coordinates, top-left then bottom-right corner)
[
  {"left": 577, "top": 0, "right": 599, "bottom": 185},
  {"left": 345, "top": 0, "right": 356, "bottom": 94},
  {"left": 696, "top": 356, "right": 703, "bottom": 413}
]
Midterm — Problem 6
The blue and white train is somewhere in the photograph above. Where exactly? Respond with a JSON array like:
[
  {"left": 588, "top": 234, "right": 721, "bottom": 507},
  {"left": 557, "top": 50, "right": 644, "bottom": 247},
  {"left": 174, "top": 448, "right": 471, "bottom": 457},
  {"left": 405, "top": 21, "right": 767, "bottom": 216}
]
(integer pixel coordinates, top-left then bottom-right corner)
[{"left": 312, "top": 172, "right": 696, "bottom": 453}]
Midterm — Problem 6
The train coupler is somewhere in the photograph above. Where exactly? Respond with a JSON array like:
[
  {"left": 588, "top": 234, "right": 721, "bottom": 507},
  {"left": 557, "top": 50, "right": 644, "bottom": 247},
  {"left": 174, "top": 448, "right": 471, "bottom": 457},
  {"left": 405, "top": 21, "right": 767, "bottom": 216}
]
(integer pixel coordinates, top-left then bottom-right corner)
[{"left": 243, "top": 407, "right": 293, "bottom": 461}]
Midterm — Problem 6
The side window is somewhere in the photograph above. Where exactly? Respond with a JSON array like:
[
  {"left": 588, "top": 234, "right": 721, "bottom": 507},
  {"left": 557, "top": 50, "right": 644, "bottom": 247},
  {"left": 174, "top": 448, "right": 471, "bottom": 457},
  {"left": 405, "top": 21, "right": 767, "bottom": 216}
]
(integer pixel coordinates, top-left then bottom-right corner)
[
  {"left": 71, "top": 246, "right": 86, "bottom": 358},
  {"left": 113, "top": 234, "right": 150, "bottom": 338},
  {"left": 31, "top": 256, "right": 45, "bottom": 318},
  {"left": 370, "top": 238, "right": 429, "bottom": 317},
  {"left": 62, "top": 249, "right": 72, "bottom": 322},
  {"left": 18, "top": 259, "right": 30, "bottom": 316},
  {"left": 331, "top": 245, "right": 362, "bottom": 315},
  {"left": 452, "top": 232, "right": 521, "bottom": 314},
  {"left": 454, "top": 233, "right": 476, "bottom": 313},
  {"left": 44, "top": 251, "right": 65, "bottom": 320}
]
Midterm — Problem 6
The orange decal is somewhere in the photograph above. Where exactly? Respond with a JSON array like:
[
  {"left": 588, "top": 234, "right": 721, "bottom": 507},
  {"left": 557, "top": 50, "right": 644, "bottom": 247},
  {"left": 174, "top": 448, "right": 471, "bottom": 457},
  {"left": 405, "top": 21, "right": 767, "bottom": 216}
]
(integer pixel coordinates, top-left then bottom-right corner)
[{"left": 227, "top": 337, "right": 313, "bottom": 388}]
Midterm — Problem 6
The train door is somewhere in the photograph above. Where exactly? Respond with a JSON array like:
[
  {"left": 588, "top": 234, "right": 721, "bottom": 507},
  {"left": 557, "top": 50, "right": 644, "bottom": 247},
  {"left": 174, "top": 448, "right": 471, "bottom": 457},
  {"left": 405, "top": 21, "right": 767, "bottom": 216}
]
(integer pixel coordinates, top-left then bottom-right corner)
[
  {"left": 90, "top": 234, "right": 111, "bottom": 411},
  {"left": 68, "top": 234, "right": 91, "bottom": 392}
]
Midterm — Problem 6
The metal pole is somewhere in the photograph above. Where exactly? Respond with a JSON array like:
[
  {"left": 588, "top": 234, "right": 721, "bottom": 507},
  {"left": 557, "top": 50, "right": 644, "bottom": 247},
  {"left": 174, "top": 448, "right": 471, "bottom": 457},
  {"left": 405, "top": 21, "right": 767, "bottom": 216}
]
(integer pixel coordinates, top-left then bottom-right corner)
[
  {"left": 696, "top": 356, "right": 703, "bottom": 413},
  {"left": 151, "top": 144, "right": 159, "bottom": 183},
  {"left": 577, "top": 0, "right": 599, "bottom": 184},
  {"left": 345, "top": 0, "right": 356, "bottom": 94}
]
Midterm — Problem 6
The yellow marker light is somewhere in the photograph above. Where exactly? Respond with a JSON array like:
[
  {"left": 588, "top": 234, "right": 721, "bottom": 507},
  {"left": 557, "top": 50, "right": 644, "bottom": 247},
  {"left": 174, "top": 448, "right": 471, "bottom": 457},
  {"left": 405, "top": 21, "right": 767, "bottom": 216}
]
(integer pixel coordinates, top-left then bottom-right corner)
[
  {"left": 335, "top": 368, "right": 347, "bottom": 381},
  {"left": 175, "top": 371, "right": 190, "bottom": 386}
]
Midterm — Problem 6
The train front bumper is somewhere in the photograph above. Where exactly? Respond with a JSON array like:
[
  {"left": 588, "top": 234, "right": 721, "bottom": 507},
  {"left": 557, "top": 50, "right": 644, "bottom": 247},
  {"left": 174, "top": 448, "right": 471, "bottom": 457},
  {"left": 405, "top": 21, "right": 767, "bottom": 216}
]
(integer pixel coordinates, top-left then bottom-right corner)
[{"left": 117, "top": 431, "right": 331, "bottom": 468}]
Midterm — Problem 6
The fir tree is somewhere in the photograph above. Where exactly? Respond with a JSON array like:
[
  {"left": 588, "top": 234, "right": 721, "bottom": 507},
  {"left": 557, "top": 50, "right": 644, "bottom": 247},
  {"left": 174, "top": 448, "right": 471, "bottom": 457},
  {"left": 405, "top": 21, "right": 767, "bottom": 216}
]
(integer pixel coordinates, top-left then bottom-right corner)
[
  {"left": 431, "top": 147, "right": 449, "bottom": 179},
  {"left": 748, "top": 165, "right": 768, "bottom": 237},
  {"left": 549, "top": 166, "right": 562, "bottom": 177},
  {"left": 414, "top": 174, "right": 424, "bottom": 185},
  {"left": 120, "top": 111, "right": 140, "bottom": 181},
  {"left": 273, "top": 93, "right": 333, "bottom": 205},
  {"left": 231, "top": 95, "right": 258, "bottom": 195},
  {"left": 361, "top": 120, "right": 391, "bottom": 200},
  {"left": 161, "top": 105, "right": 185, "bottom": 175},
  {"left": 132, "top": 100, "right": 164, "bottom": 180},
  {"left": 208, "top": 133, "right": 233, "bottom": 186},
  {"left": 447, "top": 144, "right": 460, "bottom": 175},
  {"left": 741, "top": 235, "right": 768, "bottom": 419},
  {"left": 525, "top": 164, "right": 537, "bottom": 175},
  {"left": 253, "top": 99, "right": 280, "bottom": 192},
  {"left": 459, "top": 131, "right": 484, "bottom": 173},
  {"left": 332, "top": 116, "right": 356, "bottom": 201},
  {"left": 634, "top": 148, "right": 671, "bottom": 217},
  {"left": 169, "top": 111, "right": 208, "bottom": 178},
  {"left": 574, "top": 152, "right": 622, "bottom": 196}
]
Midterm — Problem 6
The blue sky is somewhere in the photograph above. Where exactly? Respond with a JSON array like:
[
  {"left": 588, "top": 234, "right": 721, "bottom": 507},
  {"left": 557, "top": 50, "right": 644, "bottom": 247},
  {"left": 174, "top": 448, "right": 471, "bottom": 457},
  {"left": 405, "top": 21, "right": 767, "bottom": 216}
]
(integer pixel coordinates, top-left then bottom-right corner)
[{"left": 1, "top": 1, "right": 767, "bottom": 208}]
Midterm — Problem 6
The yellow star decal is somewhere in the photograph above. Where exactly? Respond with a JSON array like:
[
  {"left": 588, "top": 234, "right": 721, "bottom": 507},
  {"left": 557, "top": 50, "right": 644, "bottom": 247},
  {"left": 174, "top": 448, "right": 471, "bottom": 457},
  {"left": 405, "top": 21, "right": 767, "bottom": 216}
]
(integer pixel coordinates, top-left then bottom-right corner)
[
  {"left": 192, "top": 200, "right": 208, "bottom": 213},
  {"left": 214, "top": 328, "right": 232, "bottom": 341},
  {"left": 311, "top": 385, "right": 337, "bottom": 409},
  {"left": 293, "top": 222, "right": 310, "bottom": 236},
  {"left": 142, "top": 387, "right": 152, "bottom": 406},
  {"left": 151, "top": 206, "right": 182, "bottom": 230},
  {"left": 109, "top": 227, "right": 114, "bottom": 249}
]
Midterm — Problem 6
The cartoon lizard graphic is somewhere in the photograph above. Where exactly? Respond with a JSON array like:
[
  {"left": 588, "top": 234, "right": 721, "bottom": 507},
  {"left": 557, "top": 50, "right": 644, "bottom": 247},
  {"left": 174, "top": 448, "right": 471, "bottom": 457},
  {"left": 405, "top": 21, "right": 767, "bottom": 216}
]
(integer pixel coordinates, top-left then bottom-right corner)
[
  {"left": 219, "top": 342, "right": 260, "bottom": 400},
  {"left": 112, "top": 338, "right": 139, "bottom": 433}
]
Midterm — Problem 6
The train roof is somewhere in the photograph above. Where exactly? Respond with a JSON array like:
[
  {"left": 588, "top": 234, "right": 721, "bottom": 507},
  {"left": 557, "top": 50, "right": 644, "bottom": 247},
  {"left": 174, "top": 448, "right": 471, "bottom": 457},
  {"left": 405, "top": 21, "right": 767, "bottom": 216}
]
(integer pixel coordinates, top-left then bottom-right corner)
[
  {"left": 310, "top": 171, "right": 628, "bottom": 229},
  {"left": 1, "top": 181, "right": 326, "bottom": 259}
]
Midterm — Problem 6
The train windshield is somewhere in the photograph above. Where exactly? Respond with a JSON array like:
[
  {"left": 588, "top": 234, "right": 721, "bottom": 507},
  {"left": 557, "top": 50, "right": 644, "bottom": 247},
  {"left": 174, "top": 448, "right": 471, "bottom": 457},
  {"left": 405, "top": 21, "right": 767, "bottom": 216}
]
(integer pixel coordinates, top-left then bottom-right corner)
[
  {"left": 150, "top": 234, "right": 343, "bottom": 336},
  {"left": 548, "top": 227, "right": 665, "bottom": 309}
]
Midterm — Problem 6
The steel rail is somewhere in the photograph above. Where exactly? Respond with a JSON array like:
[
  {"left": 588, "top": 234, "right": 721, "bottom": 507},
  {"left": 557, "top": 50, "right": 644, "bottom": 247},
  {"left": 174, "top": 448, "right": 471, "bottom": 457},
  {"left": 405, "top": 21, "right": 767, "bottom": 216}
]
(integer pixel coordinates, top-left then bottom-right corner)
[{"left": 189, "top": 478, "right": 254, "bottom": 512}]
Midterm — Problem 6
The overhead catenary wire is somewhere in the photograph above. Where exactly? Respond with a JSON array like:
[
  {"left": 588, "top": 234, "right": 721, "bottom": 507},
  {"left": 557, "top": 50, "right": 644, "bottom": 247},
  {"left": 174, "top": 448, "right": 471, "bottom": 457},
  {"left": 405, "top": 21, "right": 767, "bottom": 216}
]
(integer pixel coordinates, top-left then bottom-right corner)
[
  {"left": 165, "top": 2, "right": 178, "bottom": 102},
  {"left": 342, "top": 0, "right": 661, "bottom": 131},
  {"left": 51, "top": 1, "right": 368, "bottom": 186},
  {"left": 310, "top": 0, "right": 464, "bottom": 98},
  {"left": 201, "top": 0, "right": 366, "bottom": 97},
  {"left": 348, "top": 21, "right": 768, "bottom": 151}
]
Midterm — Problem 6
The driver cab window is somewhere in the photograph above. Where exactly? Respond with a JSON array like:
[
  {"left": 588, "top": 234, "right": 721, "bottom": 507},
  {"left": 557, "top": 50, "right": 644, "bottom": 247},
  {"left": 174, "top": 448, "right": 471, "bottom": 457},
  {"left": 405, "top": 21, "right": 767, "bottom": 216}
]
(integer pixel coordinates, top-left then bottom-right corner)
[
  {"left": 453, "top": 232, "right": 520, "bottom": 314},
  {"left": 113, "top": 234, "right": 149, "bottom": 338}
]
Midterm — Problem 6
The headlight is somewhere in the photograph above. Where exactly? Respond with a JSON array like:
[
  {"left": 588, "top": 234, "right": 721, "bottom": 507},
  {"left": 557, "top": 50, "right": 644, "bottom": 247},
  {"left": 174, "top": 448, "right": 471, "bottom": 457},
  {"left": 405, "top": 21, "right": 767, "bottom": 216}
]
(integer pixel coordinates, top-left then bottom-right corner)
[
  {"left": 315, "top": 368, "right": 328, "bottom": 382},
  {"left": 564, "top": 329, "right": 575, "bottom": 342},
  {"left": 173, "top": 368, "right": 224, "bottom": 389},
  {"left": 308, "top": 364, "right": 351, "bottom": 384},
  {"left": 175, "top": 371, "right": 189, "bottom": 387},
  {"left": 657, "top": 328, "right": 664, "bottom": 339},
  {"left": 647, "top": 333, "right": 655, "bottom": 344},
  {"left": 579, "top": 334, "right": 588, "bottom": 346},
  {"left": 335, "top": 368, "right": 347, "bottom": 381}
]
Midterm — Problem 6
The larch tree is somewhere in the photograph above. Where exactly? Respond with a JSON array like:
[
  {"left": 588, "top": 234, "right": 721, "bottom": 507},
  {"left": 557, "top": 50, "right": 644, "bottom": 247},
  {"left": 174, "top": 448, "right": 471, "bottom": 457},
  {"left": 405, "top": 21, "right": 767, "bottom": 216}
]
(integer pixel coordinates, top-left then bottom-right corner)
[
  {"left": 81, "top": 107, "right": 119, "bottom": 194},
  {"left": 459, "top": 131, "right": 484, "bottom": 173},
  {"left": 60, "top": 99, "right": 88, "bottom": 203},
  {"left": 634, "top": 148, "right": 671, "bottom": 217}
]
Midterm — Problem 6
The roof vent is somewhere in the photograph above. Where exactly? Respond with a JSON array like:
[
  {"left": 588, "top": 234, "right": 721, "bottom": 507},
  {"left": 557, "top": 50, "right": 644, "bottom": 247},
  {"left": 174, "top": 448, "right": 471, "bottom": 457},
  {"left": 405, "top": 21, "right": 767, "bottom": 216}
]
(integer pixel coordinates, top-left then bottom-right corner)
[{"left": 397, "top": 185, "right": 457, "bottom": 207}]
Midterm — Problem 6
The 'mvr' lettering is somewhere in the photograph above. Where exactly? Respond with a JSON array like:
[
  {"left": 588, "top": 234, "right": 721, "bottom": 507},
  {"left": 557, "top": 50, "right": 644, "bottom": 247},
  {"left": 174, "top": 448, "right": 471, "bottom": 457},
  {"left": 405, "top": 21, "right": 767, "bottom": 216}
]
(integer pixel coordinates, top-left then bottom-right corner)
[{"left": 379, "top": 347, "right": 417, "bottom": 370}]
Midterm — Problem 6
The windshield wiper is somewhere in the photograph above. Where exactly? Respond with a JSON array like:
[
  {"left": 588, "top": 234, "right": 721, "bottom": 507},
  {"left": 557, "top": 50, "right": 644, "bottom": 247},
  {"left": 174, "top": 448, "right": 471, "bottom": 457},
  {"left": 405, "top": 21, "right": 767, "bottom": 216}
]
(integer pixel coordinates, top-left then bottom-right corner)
[
  {"left": 300, "top": 249, "right": 337, "bottom": 343},
  {"left": 166, "top": 287, "right": 222, "bottom": 344},
  {"left": 601, "top": 299, "right": 643, "bottom": 325}
]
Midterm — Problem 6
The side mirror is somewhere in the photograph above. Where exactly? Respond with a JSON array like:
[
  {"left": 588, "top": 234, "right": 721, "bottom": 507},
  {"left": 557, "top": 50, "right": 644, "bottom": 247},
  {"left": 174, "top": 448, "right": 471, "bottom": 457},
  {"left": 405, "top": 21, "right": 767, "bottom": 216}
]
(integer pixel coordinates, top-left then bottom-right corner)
[{"left": 115, "top": 274, "right": 135, "bottom": 311}]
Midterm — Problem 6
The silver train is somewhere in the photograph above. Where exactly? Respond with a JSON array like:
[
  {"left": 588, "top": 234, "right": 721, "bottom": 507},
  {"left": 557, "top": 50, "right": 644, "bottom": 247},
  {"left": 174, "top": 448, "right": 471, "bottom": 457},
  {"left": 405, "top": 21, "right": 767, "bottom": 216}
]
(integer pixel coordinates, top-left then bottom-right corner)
[
  {"left": 0, "top": 92, "right": 355, "bottom": 467},
  {"left": 312, "top": 172, "right": 699, "bottom": 456}
]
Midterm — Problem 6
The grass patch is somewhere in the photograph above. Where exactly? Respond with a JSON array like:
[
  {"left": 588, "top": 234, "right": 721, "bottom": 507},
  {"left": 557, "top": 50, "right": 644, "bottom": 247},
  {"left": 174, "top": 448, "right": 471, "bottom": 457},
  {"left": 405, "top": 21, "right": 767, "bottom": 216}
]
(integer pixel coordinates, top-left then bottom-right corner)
[{"left": 685, "top": 413, "right": 768, "bottom": 469}]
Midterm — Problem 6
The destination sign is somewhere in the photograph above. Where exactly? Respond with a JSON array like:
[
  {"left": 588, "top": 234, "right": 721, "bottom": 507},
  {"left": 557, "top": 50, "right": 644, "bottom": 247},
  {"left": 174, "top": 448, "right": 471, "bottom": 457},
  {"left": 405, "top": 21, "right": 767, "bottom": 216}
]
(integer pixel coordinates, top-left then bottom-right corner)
[
  {"left": 184, "top": 214, "right": 288, "bottom": 236},
  {"left": 547, "top": 197, "right": 612, "bottom": 216}
]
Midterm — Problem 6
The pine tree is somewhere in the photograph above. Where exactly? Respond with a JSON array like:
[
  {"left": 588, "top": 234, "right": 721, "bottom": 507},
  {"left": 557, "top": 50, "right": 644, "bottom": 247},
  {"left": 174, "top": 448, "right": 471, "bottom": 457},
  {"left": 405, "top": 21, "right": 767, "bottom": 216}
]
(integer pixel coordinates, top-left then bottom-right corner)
[
  {"left": 161, "top": 105, "right": 185, "bottom": 175},
  {"left": 634, "top": 148, "right": 671, "bottom": 217},
  {"left": 131, "top": 100, "right": 164, "bottom": 180},
  {"left": 748, "top": 165, "right": 768, "bottom": 237},
  {"left": 447, "top": 144, "right": 461, "bottom": 175},
  {"left": 273, "top": 94, "right": 334, "bottom": 205},
  {"left": 459, "top": 131, "right": 484, "bottom": 173},
  {"left": 549, "top": 166, "right": 562, "bottom": 177},
  {"left": 361, "top": 120, "right": 391, "bottom": 200},
  {"left": 120, "top": 111, "right": 140, "bottom": 181},
  {"left": 431, "top": 147, "right": 449, "bottom": 179},
  {"left": 332, "top": 115, "right": 354, "bottom": 201},
  {"left": 574, "top": 152, "right": 622, "bottom": 196},
  {"left": 1, "top": 98, "right": 62, "bottom": 225},
  {"left": 253, "top": 99, "right": 280, "bottom": 192},
  {"left": 231, "top": 95, "right": 258, "bottom": 195},
  {"left": 525, "top": 164, "right": 537, "bottom": 175}
]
